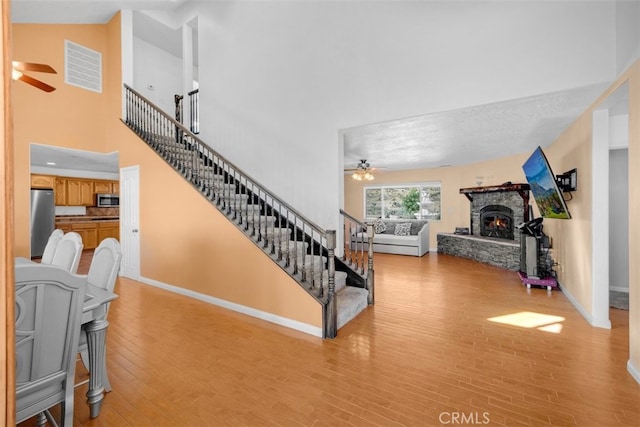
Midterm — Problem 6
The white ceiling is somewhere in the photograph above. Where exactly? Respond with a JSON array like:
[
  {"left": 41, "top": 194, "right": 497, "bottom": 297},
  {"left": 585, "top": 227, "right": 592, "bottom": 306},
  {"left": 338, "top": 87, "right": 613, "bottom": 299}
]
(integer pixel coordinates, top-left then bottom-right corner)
[
  {"left": 342, "top": 82, "right": 615, "bottom": 171},
  {"left": 30, "top": 143, "right": 119, "bottom": 174},
  {"left": 11, "top": 0, "right": 630, "bottom": 174}
]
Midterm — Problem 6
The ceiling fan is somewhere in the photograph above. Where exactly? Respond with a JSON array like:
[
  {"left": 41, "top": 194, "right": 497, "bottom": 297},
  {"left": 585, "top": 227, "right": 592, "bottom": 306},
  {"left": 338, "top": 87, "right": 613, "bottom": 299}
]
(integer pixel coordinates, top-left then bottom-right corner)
[
  {"left": 344, "top": 159, "right": 386, "bottom": 181},
  {"left": 12, "top": 61, "right": 57, "bottom": 92}
]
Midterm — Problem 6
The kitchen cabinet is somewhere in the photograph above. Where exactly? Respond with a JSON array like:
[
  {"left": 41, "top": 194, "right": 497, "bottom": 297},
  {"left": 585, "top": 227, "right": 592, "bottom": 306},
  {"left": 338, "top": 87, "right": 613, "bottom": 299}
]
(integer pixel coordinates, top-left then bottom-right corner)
[
  {"left": 97, "top": 221, "right": 120, "bottom": 242},
  {"left": 71, "top": 222, "right": 99, "bottom": 249},
  {"left": 55, "top": 220, "right": 119, "bottom": 250},
  {"left": 93, "top": 180, "right": 113, "bottom": 194},
  {"left": 30, "top": 174, "right": 56, "bottom": 189},
  {"left": 45, "top": 175, "right": 119, "bottom": 206},
  {"left": 55, "top": 178, "right": 67, "bottom": 205},
  {"left": 66, "top": 179, "right": 94, "bottom": 206}
]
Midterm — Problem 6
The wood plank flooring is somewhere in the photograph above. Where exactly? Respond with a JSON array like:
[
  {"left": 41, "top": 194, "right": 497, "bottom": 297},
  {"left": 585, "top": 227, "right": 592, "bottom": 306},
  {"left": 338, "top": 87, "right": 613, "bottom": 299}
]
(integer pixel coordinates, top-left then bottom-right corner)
[{"left": 20, "top": 251, "right": 640, "bottom": 426}]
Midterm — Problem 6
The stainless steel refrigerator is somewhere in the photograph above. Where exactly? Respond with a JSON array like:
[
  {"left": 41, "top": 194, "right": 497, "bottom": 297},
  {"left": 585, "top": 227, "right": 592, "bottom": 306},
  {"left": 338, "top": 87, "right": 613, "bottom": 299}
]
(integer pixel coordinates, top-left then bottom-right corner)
[{"left": 30, "top": 188, "right": 55, "bottom": 258}]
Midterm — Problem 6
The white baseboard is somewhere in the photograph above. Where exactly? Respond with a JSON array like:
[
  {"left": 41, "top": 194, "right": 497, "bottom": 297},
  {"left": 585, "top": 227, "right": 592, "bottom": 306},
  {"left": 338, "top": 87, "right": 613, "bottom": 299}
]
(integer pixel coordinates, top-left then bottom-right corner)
[
  {"left": 609, "top": 286, "right": 629, "bottom": 293},
  {"left": 559, "top": 283, "right": 611, "bottom": 329},
  {"left": 628, "top": 360, "right": 640, "bottom": 385},
  {"left": 139, "top": 276, "right": 323, "bottom": 338}
]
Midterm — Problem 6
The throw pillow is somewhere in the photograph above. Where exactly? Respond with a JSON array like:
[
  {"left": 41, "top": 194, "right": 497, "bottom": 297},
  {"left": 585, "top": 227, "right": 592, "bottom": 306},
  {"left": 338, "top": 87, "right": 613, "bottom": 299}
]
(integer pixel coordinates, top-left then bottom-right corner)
[
  {"left": 394, "top": 222, "right": 412, "bottom": 236},
  {"left": 373, "top": 218, "right": 387, "bottom": 234}
]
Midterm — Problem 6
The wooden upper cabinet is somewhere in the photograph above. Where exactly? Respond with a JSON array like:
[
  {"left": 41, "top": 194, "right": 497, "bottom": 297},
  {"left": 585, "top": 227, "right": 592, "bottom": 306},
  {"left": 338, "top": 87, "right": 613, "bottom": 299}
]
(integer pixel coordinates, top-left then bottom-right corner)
[
  {"left": 30, "top": 174, "right": 56, "bottom": 189},
  {"left": 79, "top": 180, "right": 94, "bottom": 205},
  {"left": 42, "top": 176, "right": 119, "bottom": 206},
  {"left": 93, "top": 180, "right": 112, "bottom": 194},
  {"left": 55, "top": 177, "right": 67, "bottom": 206},
  {"left": 63, "top": 178, "right": 94, "bottom": 206}
]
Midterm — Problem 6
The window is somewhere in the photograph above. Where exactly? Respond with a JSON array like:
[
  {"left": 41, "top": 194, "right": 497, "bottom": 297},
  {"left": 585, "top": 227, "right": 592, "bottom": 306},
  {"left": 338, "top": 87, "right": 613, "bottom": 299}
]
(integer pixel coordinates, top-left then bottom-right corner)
[{"left": 364, "top": 182, "right": 441, "bottom": 220}]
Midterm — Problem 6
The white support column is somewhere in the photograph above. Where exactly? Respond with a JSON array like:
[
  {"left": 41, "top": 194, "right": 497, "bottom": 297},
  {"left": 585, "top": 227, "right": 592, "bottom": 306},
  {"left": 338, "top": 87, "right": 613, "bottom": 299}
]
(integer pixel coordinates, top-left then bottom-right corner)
[
  {"left": 182, "top": 23, "right": 194, "bottom": 128},
  {"left": 592, "top": 108, "right": 611, "bottom": 329}
]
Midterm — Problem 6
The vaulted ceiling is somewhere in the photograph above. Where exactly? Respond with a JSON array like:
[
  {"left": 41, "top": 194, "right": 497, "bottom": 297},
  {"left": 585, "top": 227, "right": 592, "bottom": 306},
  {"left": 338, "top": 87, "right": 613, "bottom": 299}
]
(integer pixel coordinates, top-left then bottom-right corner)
[{"left": 11, "top": 0, "right": 631, "bottom": 174}]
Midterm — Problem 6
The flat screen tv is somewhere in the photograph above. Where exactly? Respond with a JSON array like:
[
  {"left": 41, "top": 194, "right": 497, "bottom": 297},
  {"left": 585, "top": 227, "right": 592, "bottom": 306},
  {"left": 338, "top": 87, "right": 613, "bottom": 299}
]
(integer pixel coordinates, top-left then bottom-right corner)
[{"left": 522, "top": 146, "right": 571, "bottom": 219}]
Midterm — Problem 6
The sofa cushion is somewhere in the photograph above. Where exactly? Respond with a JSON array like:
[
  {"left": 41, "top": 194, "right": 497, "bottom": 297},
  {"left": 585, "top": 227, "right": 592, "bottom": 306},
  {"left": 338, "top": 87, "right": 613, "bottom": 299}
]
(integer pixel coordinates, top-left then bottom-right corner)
[
  {"left": 410, "top": 220, "right": 428, "bottom": 235},
  {"left": 373, "top": 218, "right": 387, "bottom": 234},
  {"left": 374, "top": 234, "right": 419, "bottom": 246},
  {"left": 381, "top": 222, "right": 396, "bottom": 234},
  {"left": 394, "top": 223, "right": 412, "bottom": 236}
]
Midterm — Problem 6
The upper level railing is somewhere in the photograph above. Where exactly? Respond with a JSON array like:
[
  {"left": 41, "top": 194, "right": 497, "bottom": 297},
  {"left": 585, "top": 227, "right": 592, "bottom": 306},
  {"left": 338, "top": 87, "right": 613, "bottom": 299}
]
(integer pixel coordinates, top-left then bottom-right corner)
[
  {"left": 123, "top": 83, "right": 339, "bottom": 337},
  {"left": 174, "top": 89, "right": 200, "bottom": 134},
  {"left": 188, "top": 89, "right": 199, "bottom": 134}
]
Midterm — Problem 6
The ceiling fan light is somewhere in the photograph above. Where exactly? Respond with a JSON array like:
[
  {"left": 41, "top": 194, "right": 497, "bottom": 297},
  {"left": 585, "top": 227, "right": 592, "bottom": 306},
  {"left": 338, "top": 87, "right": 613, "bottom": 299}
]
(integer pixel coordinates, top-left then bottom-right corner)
[
  {"left": 352, "top": 172, "right": 363, "bottom": 181},
  {"left": 364, "top": 172, "right": 374, "bottom": 180}
]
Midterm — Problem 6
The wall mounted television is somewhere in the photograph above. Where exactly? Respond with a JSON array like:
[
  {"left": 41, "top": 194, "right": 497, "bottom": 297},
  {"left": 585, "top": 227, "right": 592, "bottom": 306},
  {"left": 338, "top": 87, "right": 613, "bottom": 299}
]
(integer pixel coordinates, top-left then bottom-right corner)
[{"left": 522, "top": 146, "right": 571, "bottom": 219}]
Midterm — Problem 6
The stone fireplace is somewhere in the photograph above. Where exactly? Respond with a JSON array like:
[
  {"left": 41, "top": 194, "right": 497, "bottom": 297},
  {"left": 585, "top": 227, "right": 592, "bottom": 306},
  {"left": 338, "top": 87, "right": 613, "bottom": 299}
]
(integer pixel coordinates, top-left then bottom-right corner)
[
  {"left": 437, "top": 183, "right": 531, "bottom": 270},
  {"left": 462, "top": 183, "right": 530, "bottom": 244}
]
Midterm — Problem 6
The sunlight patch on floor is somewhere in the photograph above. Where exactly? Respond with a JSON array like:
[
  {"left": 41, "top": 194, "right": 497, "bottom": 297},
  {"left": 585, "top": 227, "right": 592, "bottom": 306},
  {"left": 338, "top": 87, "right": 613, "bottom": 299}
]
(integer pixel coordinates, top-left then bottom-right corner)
[{"left": 487, "top": 311, "right": 565, "bottom": 333}]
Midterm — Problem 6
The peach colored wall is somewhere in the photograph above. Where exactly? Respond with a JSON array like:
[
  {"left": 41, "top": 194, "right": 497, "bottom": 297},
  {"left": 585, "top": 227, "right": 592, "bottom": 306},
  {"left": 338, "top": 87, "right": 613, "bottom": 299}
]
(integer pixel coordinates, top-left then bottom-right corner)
[
  {"left": 12, "top": 18, "right": 322, "bottom": 330},
  {"left": 344, "top": 154, "right": 530, "bottom": 250},
  {"left": 12, "top": 24, "right": 109, "bottom": 257}
]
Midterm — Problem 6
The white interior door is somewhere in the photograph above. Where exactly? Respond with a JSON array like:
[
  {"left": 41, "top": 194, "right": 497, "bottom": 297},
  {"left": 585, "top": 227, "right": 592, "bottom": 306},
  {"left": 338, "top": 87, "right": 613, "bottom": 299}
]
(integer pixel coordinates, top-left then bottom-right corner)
[{"left": 120, "top": 165, "right": 140, "bottom": 279}]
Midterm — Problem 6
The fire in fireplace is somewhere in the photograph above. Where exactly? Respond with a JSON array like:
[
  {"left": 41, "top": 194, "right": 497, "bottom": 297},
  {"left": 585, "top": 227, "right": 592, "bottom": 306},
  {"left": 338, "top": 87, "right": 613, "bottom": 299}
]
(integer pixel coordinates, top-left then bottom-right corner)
[{"left": 480, "top": 205, "right": 514, "bottom": 240}]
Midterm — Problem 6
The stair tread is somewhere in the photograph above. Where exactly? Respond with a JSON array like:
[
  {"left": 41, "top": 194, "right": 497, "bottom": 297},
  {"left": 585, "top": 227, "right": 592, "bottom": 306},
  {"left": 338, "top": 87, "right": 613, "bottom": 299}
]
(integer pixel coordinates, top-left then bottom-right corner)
[{"left": 336, "top": 286, "right": 369, "bottom": 329}]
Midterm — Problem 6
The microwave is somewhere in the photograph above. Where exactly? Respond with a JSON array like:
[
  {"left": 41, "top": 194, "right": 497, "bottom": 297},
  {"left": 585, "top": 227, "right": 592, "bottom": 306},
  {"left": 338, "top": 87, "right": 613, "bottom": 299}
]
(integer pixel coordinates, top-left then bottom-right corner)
[{"left": 96, "top": 193, "right": 119, "bottom": 207}]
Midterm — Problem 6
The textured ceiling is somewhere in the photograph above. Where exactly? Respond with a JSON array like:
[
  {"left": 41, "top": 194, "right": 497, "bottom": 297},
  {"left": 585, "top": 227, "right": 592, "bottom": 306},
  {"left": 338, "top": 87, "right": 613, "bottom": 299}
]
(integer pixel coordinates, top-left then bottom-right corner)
[{"left": 342, "top": 82, "right": 613, "bottom": 172}]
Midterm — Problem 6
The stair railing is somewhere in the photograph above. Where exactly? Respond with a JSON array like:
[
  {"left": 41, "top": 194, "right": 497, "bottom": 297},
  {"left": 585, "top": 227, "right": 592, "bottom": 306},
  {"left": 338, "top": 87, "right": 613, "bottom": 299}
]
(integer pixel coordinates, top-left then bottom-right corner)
[
  {"left": 340, "top": 210, "right": 375, "bottom": 304},
  {"left": 122, "top": 83, "right": 339, "bottom": 338}
]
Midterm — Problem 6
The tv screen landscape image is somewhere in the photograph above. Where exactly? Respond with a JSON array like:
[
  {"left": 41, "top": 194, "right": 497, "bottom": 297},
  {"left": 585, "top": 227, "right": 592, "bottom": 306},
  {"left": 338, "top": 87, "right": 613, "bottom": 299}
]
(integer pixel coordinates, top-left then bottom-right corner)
[{"left": 522, "top": 146, "right": 571, "bottom": 219}]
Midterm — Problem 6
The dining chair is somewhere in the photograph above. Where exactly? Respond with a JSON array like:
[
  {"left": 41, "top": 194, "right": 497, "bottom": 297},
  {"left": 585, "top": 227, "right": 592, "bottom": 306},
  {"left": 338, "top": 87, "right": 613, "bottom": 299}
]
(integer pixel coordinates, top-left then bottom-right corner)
[
  {"left": 50, "top": 231, "right": 84, "bottom": 274},
  {"left": 15, "top": 263, "right": 87, "bottom": 426},
  {"left": 40, "top": 229, "right": 64, "bottom": 265},
  {"left": 77, "top": 237, "right": 122, "bottom": 392}
]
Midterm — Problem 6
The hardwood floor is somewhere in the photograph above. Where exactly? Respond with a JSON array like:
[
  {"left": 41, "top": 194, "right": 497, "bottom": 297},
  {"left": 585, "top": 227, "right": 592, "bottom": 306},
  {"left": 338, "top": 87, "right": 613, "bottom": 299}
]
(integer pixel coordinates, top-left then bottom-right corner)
[{"left": 21, "top": 251, "right": 640, "bottom": 426}]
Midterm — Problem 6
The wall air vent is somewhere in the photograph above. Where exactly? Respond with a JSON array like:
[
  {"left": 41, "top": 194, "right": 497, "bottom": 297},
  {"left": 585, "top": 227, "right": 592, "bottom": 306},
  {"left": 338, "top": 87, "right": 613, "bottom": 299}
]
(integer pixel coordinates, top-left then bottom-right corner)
[{"left": 64, "top": 40, "right": 102, "bottom": 93}]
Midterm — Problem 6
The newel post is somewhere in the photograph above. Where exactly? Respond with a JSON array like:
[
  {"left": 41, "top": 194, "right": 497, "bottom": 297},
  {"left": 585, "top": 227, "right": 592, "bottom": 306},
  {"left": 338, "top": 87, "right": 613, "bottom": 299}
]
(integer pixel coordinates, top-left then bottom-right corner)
[
  {"left": 366, "top": 223, "right": 375, "bottom": 305},
  {"left": 325, "top": 230, "right": 337, "bottom": 339}
]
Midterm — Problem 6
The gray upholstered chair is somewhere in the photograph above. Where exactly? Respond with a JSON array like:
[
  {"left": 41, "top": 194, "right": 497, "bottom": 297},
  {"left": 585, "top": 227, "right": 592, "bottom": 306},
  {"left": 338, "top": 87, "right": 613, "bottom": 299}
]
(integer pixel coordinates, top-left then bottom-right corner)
[
  {"left": 40, "top": 229, "right": 64, "bottom": 265},
  {"left": 77, "top": 238, "right": 122, "bottom": 392},
  {"left": 15, "top": 263, "right": 87, "bottom": 426},
  {"left": 50, "top": 231, "right": 84, "bottom": 274}
]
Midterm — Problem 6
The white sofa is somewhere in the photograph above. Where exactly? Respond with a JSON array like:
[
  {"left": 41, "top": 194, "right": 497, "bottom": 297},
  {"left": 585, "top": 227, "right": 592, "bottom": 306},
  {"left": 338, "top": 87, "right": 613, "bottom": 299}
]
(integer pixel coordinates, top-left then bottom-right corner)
[{"left": 350, "top": 220, "right": 429, "bottom": 257}]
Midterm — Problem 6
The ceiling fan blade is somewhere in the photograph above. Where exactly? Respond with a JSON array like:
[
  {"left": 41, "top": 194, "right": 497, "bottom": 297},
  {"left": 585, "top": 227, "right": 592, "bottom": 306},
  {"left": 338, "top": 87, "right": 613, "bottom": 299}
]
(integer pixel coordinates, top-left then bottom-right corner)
[
  {"left": 18, "top": 74, "right": 56, "bottom": 92},
  {"left": 12, "top": 61, "right": 57, "bottom": 74}
]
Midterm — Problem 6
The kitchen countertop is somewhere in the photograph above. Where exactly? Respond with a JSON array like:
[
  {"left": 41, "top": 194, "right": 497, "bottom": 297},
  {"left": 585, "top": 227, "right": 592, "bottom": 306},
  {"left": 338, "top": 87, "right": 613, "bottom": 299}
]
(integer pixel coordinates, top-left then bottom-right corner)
[{"left": 55, "top": 216, "right": 119, "bottom": 223}]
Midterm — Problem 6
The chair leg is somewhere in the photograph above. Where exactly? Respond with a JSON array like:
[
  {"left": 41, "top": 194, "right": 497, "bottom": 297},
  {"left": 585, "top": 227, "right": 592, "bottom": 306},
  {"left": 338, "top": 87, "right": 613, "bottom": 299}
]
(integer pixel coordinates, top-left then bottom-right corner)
[
  {"left": 80, "top": 348, "right": 112, "bottom": 392},
  {"left": 36, "top": 412, "right": 47, "bottom": 426},
  {"left": 62, "top": 398, "right": 74, "bottom": 427}
]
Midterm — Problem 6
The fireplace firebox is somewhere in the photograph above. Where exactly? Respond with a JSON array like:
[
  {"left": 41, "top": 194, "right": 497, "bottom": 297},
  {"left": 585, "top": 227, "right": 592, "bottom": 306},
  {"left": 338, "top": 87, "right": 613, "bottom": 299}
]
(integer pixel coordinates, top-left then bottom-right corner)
[{"left": 480, "top": 205, "right": 514, "bottom": 240}]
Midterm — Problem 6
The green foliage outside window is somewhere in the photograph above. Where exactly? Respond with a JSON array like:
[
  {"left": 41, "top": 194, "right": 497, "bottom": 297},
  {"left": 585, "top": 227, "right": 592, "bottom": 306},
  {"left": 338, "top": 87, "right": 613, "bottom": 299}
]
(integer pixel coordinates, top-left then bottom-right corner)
[{"left": 402, "top": 188, "right": 420, "bottom": 216}]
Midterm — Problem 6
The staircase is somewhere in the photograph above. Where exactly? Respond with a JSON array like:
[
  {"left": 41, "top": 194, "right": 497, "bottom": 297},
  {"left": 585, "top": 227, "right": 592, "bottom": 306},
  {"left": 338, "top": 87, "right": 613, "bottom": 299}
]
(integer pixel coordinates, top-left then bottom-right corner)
[{"left": 122, "top": 84, "right": 371, "bottom": 337}]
